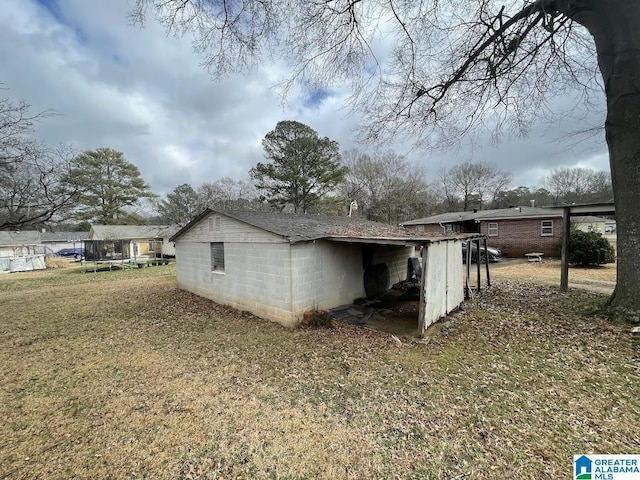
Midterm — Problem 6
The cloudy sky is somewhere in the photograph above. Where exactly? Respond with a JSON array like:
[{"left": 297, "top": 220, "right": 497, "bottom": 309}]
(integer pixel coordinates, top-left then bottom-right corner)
[{"left": 1, "top": 0, "right": 610, "bottom": 196}]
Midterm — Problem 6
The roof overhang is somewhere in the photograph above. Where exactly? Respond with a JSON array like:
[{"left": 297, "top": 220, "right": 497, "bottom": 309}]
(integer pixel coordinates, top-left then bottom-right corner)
[
  {"left": 325, "top": 233, "right": 482, "bottom": 247},
  {"left": 546, "top": 202, "right": 616, "bottom": 216},
  {"left": 478, "top": 213, "right": 563, "bottom": 221}
]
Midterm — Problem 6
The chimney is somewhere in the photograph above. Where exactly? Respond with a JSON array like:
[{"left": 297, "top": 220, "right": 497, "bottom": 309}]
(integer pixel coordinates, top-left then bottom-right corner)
[{"left": 530, "top": 199, "right": 535, "bottom": 208}]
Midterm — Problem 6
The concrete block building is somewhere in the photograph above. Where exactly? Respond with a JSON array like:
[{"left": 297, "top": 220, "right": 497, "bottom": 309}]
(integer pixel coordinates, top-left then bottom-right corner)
[{"left": 170, "top": 209, "right": 447, "bottom": 328}]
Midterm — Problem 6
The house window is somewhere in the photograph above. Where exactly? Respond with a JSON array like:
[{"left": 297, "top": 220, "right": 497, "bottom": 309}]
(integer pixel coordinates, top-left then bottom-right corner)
[
  {"left": 211, "top": 242, "right": 225, "bottom": 272},
  {"left": 488, "top": 222, "right": 498, "bottom": 236},
  {"left": 147, "top": 239, "right": 156, "bottom": 251},
  {"left": 541, "top": 220, "right": 554, "bottom": 236},
  {"left": 416, "top": 225, "right": 425, "bottom": 233}
]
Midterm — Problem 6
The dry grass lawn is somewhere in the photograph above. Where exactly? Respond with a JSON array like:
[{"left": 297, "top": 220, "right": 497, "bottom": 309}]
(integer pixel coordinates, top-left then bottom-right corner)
[
  {"left": 1, "top": 263, "right": 638, "bottom": 479},
  {"left": 490, "top": 259, "right": 616, "bottom": 292}
]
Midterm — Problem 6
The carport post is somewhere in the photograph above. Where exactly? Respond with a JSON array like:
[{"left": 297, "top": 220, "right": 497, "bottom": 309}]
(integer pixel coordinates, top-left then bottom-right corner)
[
  {"left": 465, "top": 239, "right": 472, "bottom": 299},
  {"left": 418, "top": 242, "right": 428, "bottom": 337},
  {"left": 483, "top": 237, "right": 491, "bottom": 287},
  {"left": 475, "top": 238, "right": 481, "bottom": 292},
  {"left": 560, "top": 206, "right": 570, "bottom": 292}
]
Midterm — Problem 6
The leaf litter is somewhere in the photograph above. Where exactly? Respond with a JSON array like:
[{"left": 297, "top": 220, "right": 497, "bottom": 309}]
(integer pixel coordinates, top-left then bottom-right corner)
[{"left": 0, "top": 264, "right": 638, "bottom": 479}]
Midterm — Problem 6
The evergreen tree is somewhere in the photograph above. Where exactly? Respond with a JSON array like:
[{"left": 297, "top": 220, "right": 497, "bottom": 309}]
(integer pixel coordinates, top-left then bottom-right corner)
[
  {"left": 64, "top": 148, "right": 156, "bottom": 224},
  {"left": 250, "top": 121, "right": 347, "bottom": 213}
]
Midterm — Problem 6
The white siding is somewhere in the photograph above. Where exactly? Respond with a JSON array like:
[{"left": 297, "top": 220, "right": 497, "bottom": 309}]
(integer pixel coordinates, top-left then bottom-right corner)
[{"left": 160, "top": 238, "right": 176, "bottom": 256}]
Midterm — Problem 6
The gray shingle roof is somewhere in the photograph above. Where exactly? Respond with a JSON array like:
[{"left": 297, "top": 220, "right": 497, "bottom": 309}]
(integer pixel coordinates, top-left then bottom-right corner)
[
  {"left": 402, "top": 206, "right": 562, "bottom": 226},
  {"left": 0, "top": 231, "right": 41, "bottom": 246},
  {"left": 171, "top": 209, "right": 464, "bottom": 244},
  {"left": 572, "top": 215, "right": 607, "bottom": 224},
  {"left": 401, "top": 211, "right": 479, "bottom": 225},
  {"left": 215, "top": 210, "right": 413, "bottom": 243},
  {"left": 89, "top": 225, "right": 180, "bottom": 240},
  {"left": 41, "top": 232, "right": 89, "bottom": 242}
]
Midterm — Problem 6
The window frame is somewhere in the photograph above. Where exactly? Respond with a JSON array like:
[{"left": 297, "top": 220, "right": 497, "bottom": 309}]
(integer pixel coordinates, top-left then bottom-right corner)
[
  {"left": 487, "top": 222, "right": 499, "bottom": 236},
  {"left": 210, "top": 242, "right": 225, "bottom": 272},
  {"left": 541, "top": 220, "right": 554, "bottom": 236}
]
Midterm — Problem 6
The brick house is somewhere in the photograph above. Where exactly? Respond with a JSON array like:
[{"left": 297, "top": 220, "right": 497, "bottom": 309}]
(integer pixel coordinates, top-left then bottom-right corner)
[{"left": 402, "top": 206, "right": 563, "bottom": 257}]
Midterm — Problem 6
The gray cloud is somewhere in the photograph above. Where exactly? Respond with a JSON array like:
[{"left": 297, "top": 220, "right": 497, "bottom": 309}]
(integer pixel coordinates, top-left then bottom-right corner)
[{"left": 1, "top": 0, "right": 609, "bottom": 197}]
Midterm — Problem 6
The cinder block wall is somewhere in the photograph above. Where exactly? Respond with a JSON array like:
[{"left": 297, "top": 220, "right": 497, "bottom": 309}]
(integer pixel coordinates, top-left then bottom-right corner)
[
  {"left": 290, "top": 241, "right": 364, "bottom": 316},
  {"left": 480, "top": 218, "right": 562, "bottom": 257},
  {"left": 176, "top": 241, "right": 296, "bottom": 327},
  {"left": 372, "top": 245, "right": 415, "bottom": 285}
]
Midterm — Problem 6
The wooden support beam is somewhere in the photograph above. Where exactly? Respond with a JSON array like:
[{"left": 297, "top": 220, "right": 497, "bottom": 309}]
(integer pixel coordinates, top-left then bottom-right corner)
[
  {"left": 484, "top": 237, "right": 491, "bottom": 287},
  {"left": 560, "top": 206, "right": 570, "bottom": 292}
]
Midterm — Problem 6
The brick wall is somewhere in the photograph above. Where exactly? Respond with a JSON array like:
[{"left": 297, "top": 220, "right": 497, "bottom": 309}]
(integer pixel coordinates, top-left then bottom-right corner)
[
  {"left": 404, "top": 217, "right": 563, "bottom": 258},
  {"left": 480, "top": 218, "right": 562, "bottom": 257}
]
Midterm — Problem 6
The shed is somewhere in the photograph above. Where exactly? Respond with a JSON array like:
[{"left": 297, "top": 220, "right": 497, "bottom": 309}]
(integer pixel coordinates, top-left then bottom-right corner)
[
  {"left": 170, "top": 209, "right": 481, "bottom": 334},
  {"left": 0, "top": 231, "right": 46, "bottom": 273}
]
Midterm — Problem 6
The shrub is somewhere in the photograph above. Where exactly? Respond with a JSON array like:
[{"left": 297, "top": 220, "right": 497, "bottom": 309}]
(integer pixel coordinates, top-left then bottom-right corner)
[
  {"left": 314, "top": 310, "right": 336, "bottom": 328},
  {"left": 45, "top": 255, "right": 70, "bottom": 269},
  {"left": 568, "top": 230, "right": 615, "bottom": 266}
]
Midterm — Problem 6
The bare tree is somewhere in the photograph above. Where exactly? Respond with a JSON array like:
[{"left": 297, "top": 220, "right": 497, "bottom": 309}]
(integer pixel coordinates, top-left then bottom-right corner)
[
  {"left": 0, "top": 91, "right": 53, "bottom": 168},
  {"left": 438, "top": 161, "right": 511, "bottom": 211},
  {"left": 1, "top": 143, "right": 80, "bottom": 230},
  {"left": 542, "top": 167, "right": 612, "bottom": 204},
  {"left": 131, "top": 0, "right": 640, "bottom": 317},
  {"left": 343, "top": 150, "right": 434, "bottom": 224},
  {"left": 197, "top": 177, "right": 261, "bottom": 211},
  {"left": 1, "top": 91, "right": 79, "bottom": 230}
]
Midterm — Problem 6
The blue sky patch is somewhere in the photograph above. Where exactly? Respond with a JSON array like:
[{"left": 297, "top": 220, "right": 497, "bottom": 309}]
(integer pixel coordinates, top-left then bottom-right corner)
[
  {"left": 34, "top": 0, "right": 88, "bottom": 44},
  {"left": 304, "top": 88, "right": 331, "bottom": 108},
  {"left": 34, "top": 0, "right": 63, "bottom": 21}
]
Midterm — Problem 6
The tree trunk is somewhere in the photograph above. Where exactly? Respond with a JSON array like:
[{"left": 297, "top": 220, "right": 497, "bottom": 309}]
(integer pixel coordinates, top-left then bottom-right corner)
[{"left": 577, "top": 0, "right": 640, "bottom": 321}]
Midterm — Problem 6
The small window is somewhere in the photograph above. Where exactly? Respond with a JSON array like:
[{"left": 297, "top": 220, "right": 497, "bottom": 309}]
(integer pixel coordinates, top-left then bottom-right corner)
[
  {"left": 147, "top": 239, "right": 156, "bottom": 251},
  {"left": 541, "top": 220, "right": 554, "bottom": 236},
  {"left": 416, "top": 225, "right": 425, "bottom": 233},
  {"left": 211, "top": 242, "right": 225, "bottom": 272},
  {"left": 488, "top": 222, "right": 498, "bottom": 236}
]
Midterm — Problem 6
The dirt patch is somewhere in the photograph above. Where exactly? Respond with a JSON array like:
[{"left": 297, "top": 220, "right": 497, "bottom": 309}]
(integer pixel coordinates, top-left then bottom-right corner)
[{"left": 329, "top": 290, "right": 422, "bottom": 337}]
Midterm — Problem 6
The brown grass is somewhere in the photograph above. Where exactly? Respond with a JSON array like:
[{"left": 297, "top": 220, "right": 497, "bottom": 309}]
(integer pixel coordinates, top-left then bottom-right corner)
[
  {"left": 1, "top": 263, "right": 638, "bottom": 479},
  {"left": 490, "top": 259, "right": 616, "bottom": 294},
  {"left": 44, "top": 255, "right": 72, "bottom": 269}
]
